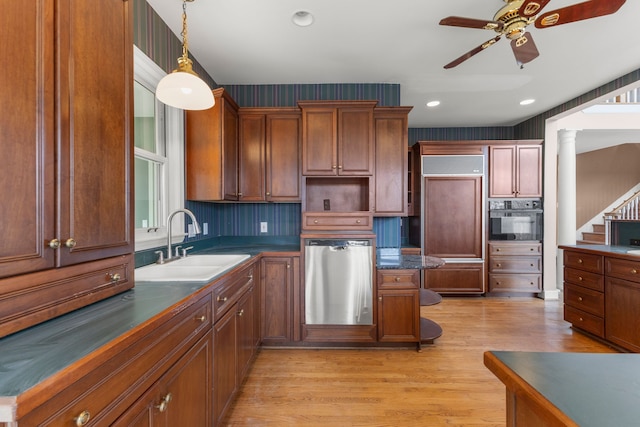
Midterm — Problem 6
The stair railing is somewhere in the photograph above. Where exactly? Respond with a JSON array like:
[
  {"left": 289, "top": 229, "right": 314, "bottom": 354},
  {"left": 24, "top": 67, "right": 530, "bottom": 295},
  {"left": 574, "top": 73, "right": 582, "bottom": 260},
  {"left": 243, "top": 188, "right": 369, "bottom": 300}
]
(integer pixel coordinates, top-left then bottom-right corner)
[{"left": 603, "top": 190, "right": 640, "bottom": 244}]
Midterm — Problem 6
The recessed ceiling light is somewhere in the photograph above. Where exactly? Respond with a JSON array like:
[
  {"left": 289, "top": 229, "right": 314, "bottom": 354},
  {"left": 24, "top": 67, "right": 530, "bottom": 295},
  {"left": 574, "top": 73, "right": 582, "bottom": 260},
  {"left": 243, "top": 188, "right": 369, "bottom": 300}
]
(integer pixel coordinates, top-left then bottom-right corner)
[
  {"left": 426, "top": 100, "right": 440, "bottom": 108},
  {"left": 520, "top": 99, "right": 535, "bottom": 106},
  {"left": 292, "top": 11, "right": 314, "bottom": 27}
]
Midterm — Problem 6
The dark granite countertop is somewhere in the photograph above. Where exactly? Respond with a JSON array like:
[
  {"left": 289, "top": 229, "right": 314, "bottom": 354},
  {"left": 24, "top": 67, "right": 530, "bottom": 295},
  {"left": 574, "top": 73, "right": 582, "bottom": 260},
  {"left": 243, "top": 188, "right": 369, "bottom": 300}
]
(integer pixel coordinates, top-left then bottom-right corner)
[
  {"left": 377, "top": 254, "right": 445, "bottom": 270},
  {"left": 559, "top": 244, "right": 640, "bottom": 259}
]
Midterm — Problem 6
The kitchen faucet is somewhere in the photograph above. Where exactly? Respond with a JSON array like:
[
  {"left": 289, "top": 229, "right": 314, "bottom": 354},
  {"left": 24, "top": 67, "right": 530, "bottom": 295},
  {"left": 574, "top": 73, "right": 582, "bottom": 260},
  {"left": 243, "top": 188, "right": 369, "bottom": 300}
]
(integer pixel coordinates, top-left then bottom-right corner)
[{"left": 156, "top": 208, "right": 201, "bottom": 264}]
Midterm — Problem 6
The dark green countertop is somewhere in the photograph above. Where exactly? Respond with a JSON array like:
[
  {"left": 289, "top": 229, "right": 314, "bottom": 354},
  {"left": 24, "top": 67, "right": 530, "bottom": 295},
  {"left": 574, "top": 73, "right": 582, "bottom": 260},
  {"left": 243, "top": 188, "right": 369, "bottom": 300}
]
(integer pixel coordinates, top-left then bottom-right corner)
[
  {"left": 0, "top": 240, "right": 300, "bottom": 399},
  {"left": 487, "top": 351, "right": 640, "bottom": 427}
]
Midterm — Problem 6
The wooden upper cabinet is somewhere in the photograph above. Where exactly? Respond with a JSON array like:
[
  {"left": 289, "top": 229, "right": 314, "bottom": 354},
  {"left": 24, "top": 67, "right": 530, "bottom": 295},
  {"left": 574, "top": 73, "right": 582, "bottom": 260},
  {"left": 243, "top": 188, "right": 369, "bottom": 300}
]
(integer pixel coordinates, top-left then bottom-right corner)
[
  {"left": 0, "top": 0, "right": 134, "bottom": 336},
  {"left": 300, "top": 101, "right": 376, "bottom": 176},
  {"left": 266, "top": 112, "right": 301, "bottom": 201},
  {"left": 238, "top": 113, "right": 266, "bottom": 201},
  {"left": 373, "top": 107, "right": 412, "bottom": 216},
  {"left": 186, "top": 88, "right": 240, "bottom": 201},
  {"left": 489, "top": 144, "right": 542, "bottom": 198}
]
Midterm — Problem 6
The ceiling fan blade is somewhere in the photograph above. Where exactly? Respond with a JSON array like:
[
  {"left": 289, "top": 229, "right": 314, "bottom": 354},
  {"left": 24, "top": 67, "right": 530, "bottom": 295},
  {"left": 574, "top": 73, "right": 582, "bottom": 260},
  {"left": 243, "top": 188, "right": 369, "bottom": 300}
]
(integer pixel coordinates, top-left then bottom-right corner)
[
  {"left": 444, "top": 36, "right": 502, "bottom": 69},
  {"left": 534, "top": 0, "right": 626, "bottom": 28},
  {"left": 439, "top": 16, "right": 504, "bottom": 31},
  {"left": 510, "top": 33, "right": 540, "bottom": 67},
  {"left": 518, "top": 0, "right": 551, "bottom": 18}
]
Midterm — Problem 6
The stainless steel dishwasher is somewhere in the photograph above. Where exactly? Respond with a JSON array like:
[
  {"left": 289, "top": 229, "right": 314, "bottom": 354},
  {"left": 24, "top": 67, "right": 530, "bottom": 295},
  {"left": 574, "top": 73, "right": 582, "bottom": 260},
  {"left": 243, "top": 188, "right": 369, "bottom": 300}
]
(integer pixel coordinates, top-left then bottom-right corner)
[{"left": 304, "top": 239, "right": 373, "bottom": 325}]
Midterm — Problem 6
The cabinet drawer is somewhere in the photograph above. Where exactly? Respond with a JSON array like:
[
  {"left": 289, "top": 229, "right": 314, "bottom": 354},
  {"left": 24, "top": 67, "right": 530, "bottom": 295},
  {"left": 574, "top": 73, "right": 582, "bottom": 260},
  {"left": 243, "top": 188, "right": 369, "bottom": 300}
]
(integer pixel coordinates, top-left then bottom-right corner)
[
  {"left": 377, "top": 269, "right": 419, "bottom": 290},
  {"left": 564, "top": 305, "right": 604, "bottom": 338},
  {"left": 488, "top": 274, "right": 541, "bottom": 292},
  {"left": 564, "top": 283, "right": 604, "bottom": 317},
  {"left": 564, "top": 267, "right": 603, "bottom": 291},
  {"left": 489, "top": 256, "right": 541, "bottom": 273},
  {"left": 213, "top": 263, "right": 256, "bottom": 321},
  {"left": 20, "top": 294, "right": 212, "bottom": 426},
  {"left": 302, "top": 212, "right": 372, "bottom": 230},
  {"left": 489, "top": 242, "right": 541, "bottom": 256},
  {"left": 606, "top": 257, "right": 640, "bottom": 284},
  {"left": 563, "top": 250, "right": 603, "bottom": 274}
]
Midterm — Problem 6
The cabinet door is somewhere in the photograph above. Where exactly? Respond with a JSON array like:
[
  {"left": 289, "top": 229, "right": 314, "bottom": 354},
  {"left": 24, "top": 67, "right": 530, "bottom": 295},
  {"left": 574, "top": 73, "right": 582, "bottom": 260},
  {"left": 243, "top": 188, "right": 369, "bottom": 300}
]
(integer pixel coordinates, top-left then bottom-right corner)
[
  {"left": 423, "top": 176, "right": 483, "bottom": 258},
  {"left": 114, "top": 334, "right": 213, "bottom": 427},
  {"left": 213, "top": 306, "right": 238, "bottom": 424},
  {"left": 302, "top": 108, "right": 337, "bottom": 175},
  {"left": 223, "top": 101, "right": 240, "bottom": 200},
  {"left": 516, "top": 145, "right": 542, "bottom": 198},
  {"left": 236, "top": 286, "right": 256, "bottom": 381},
  {"left": 0, "top": 0, "right": 55, "bottom": 278},
  {"left": 374, "top": 110, "right": 409, "bottom": 216},
  {"left": 266, "top": 113, "right": 301, "bottom": 201},
  {"left": 338, "top": 107, "right": 374, "bottom": 175},
  {"left": 261, "top": 256, "right": 294, "bottom": 343},
  {"left": 489, "top": 146, "right": 516, "bottom": 198},
  {"left": 56, "top": 0, "right": 133, "bottom": 266},
  {"left": 238, "top": 114, "right": 266, "bottom": 201},
  {"left": 605, "top": 276, "right": 640, "bottom": 352},
  {"left": 378, "top": 290, "right": 420, "bottom": 342}
]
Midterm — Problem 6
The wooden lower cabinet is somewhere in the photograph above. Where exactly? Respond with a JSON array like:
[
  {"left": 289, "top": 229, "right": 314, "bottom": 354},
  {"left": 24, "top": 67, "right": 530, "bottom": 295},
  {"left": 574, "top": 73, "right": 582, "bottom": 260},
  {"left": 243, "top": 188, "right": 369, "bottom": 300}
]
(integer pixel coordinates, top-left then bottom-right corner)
[
  {"left": 424, "top": 262, "right": 485, "bottom": 294},
  {"left": 562, "top": 247, "right": 640, "bottom": 351},
  {"left": 377, "top": 269, "right": 420, "bottom": 342},
  {"left": 261, "top": 255, "right": 300, "bottom": 344},
  {"left": 488, "top": 242, "right": 542, "bottom": 294},
  {"left": 213, "top": 261, "right": 259, "bottom": 425},
  {"left": 113, "top": 334, "right": 213, "bottom": 427}
]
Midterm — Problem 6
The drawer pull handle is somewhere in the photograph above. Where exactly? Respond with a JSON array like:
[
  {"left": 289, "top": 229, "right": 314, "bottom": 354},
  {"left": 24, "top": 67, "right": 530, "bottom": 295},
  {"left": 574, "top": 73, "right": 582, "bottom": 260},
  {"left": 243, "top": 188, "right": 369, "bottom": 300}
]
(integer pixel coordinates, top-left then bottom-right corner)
[
  {"left": 395, "top": 277, "right": 401, "bottom": 282},
  {"left": 579, "top": 317, "right": 584, "bottom": 322},
  {"left": 217, "top": 296, "right": 228, "bottom": 302},
  {"left": 578, "top": 276, "right": 583, "bottom": 281},
  {"left": 196, "top": 315, "right": 206, "bottom": 322},
  {"left": 75, "top": 411, "right": 91, "bottom": 427},
  {"left": 578, "top": 259, "right": 583, "bottom": 264},
  {"left": 578, "top": 296, "right": 583, "bottom": 301},
  {"left": 238, "top": 309, "right": 244, "bottom": 317},
  {"left": 156, "top": 393, "right": 172, "bottom": 412},
  {"left": 108, "top": 273, "right": 121, "bottom": 282},
  {"left": 631, "top": 269, "right": 638, "bottom": 274}
]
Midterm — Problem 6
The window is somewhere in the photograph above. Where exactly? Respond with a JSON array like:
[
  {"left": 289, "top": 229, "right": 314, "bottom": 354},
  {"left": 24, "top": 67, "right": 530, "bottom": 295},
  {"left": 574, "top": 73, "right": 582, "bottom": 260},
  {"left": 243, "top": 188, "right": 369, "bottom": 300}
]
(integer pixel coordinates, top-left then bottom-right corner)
[{"left": 134, "top": 46, "right": 185, "bottom": 251}]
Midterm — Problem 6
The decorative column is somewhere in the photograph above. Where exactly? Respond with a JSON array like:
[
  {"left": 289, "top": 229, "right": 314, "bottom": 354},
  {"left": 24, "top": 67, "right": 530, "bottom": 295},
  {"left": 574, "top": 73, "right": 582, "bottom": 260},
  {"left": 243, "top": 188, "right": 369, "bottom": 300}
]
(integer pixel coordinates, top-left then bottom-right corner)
[{"left": 557, "top": 129, "right": 578, "bottom": 289}]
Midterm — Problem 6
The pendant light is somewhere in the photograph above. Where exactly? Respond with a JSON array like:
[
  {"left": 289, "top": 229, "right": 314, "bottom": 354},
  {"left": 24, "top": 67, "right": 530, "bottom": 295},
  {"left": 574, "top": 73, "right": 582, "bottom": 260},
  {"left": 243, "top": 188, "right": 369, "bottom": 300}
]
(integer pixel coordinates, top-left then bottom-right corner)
[{"left": 156, "top": 0, "right": 215, "bottom": 110}]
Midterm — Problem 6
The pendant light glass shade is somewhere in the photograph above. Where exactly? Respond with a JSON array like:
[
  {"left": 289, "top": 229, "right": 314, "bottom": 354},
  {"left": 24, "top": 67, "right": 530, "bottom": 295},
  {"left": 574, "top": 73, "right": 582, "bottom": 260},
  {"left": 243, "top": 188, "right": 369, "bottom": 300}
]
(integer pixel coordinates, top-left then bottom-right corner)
[{"left": 155, "top": 0, "right": 215, "bottom": 111}]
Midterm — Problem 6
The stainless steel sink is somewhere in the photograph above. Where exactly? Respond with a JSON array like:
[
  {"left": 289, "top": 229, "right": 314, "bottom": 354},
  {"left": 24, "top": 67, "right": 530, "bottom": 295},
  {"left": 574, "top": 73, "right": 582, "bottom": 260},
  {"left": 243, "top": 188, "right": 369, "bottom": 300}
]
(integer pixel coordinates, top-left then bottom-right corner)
[{"left": 135, "top": 254, "right": 250, "bottom": 282}]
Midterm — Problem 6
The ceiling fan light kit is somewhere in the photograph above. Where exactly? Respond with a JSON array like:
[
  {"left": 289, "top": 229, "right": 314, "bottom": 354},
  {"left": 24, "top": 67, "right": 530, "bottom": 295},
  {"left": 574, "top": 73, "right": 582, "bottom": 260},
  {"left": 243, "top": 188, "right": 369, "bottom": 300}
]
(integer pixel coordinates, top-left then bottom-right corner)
[{"left": 440, "top": 0, "right": 627, "bottom": 69}]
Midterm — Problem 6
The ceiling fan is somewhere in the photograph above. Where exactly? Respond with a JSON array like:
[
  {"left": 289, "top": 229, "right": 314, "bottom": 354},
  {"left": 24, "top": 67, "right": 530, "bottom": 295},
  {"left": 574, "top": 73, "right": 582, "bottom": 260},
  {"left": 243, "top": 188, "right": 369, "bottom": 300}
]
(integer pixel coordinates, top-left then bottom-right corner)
[{"left": 439, "top": 0, "right": 626, "bottom": 69}]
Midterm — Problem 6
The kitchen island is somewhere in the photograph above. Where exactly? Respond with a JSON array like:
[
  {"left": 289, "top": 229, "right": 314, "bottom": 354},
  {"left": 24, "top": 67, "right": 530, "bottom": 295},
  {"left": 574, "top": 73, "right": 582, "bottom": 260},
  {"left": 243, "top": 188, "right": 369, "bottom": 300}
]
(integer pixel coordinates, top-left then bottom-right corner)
[{"left": 484, "top": 350, "right": 640, "bottom": 427}]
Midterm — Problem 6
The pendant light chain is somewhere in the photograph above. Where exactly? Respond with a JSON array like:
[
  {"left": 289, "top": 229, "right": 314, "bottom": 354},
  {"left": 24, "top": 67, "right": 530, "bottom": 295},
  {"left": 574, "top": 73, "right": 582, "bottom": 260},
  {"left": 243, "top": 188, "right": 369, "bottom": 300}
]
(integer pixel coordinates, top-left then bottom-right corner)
[{"left": 181, "top": 0, "right": 189, "bottom": 61}]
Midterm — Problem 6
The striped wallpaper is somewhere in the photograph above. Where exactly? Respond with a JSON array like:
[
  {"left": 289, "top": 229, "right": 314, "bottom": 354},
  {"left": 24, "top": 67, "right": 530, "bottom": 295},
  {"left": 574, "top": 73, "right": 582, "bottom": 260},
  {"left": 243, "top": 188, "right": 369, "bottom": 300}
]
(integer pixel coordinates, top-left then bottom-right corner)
[{"left": 135, "top": 0, "right": 640, "bottom": 249}]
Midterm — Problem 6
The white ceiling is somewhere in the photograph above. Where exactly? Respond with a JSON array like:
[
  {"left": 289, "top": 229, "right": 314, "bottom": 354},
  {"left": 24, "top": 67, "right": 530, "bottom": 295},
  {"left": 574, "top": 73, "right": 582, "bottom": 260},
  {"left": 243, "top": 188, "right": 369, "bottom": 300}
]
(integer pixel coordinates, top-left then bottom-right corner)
[{"left": 146, "top": 0, "right": 640, "bottom": 142}]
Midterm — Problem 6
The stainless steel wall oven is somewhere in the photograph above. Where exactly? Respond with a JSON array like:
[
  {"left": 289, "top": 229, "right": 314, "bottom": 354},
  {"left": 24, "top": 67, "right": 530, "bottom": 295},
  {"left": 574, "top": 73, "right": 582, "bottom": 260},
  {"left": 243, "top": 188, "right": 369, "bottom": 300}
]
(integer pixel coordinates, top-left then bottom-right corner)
[{"left": 489, "top": 199, "right": 543, "bottom": 241}]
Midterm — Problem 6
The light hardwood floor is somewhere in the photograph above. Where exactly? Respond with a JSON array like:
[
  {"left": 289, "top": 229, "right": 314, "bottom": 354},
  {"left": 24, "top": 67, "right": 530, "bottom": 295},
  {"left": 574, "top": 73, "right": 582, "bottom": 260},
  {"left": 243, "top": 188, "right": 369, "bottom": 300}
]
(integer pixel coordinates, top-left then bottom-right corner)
[{"left": 224, "top": 297, "right": 616, "bottom": 426}]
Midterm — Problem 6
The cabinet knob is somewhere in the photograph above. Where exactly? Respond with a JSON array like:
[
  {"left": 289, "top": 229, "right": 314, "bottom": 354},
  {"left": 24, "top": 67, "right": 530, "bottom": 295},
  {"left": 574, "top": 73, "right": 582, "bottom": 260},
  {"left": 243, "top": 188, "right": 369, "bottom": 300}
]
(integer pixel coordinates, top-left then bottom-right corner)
[
  {"left": 579, "top": 317, "right": 584, "bottom": 322},
  {"left": 108, "top": 273, "right": 121, "bottom": 282},
  {"left": 395, "top": 277, "right": 401, "bottom": 282},
  {"left": 496, "top": 263, "right": 501, "bottom": 268},
  {"left": 217, "top": 296, "right": 228, "bottom": 302},
  {"left": 237, "top": 309, "right": 244, "bottom": 317},
  {"left": 578, "top": 296, "right": 583, "bottom": 301},
  {"left": 578, "top": 259, "right": 583, "bottom": 264},
  {"left": 74, "top": 411, "right": 91, "bottom": 427},
  {"left": 65, "top": 238, "right": 77, "bottom": 248},
  {"left": 287, "top": 264, "right": 290, "bottom": 269},
  {"left": 48, "top": 238, "right": 61, "bottom": 249},
  {"left": 195, "top": 315, "right": 206, "bottom": 322},
  {"left": 496, "top": 248, "right": 500, "bottom": 252},
  {"left": 578, "top": 276, "right": 583, "bottom": 281},
  {"left": 266, "top": 192, "right": 271, "bottom": 196},
  {"left": 332, "top": 165, "right": 337, "bottom": 169},
  {"left": 338, "top": 165, "right": 342, "bottom": 169},
  {"left": 356, "top": 220, "right": 361, "bottom": 224},
  {"left": 379, "top": 296, "right": 383, "bottom": 301},
  {"left": 631, "top": 269, "right": 638, "bottom": 274},
  {"left": 314, "top": 220, "right": 319, "bottom": 224},
  {"left": 156, "top": 393, "right": 172, "bottom": 413}
]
